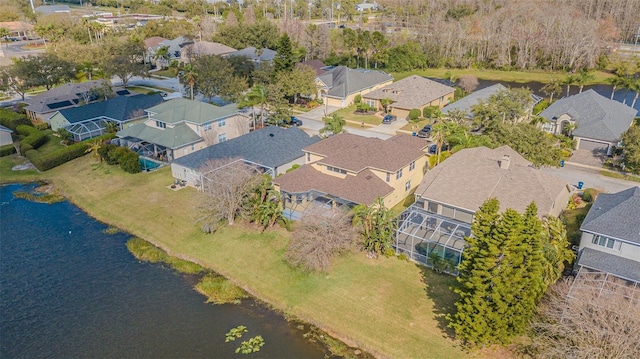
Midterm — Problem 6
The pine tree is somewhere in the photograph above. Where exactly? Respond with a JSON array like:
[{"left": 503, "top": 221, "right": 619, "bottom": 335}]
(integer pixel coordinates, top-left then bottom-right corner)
[{"left": 273, "top": 34, "right": 295, "bottom": 75}]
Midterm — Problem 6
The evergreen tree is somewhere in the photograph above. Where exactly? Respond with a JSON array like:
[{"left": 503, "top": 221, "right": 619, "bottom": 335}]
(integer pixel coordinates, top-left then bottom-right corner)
[
  {"left": 273, "top": 34, "right": 295, "bottom": 75},
  {"left": 449, "top": 199, "right": 550, "bottom": 345}
]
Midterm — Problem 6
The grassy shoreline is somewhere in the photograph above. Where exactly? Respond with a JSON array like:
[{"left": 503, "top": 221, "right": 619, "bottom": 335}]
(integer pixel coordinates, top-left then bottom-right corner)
[
  {"left": 1, "top": 155, "right": 469, "bottom": 359},
  {"left": 392, "top": 68, "right": 613, "bottom": 84}
]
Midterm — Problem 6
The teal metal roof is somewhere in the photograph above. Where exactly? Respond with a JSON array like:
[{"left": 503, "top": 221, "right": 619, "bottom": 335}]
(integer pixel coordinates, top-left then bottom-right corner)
[
  {"left": 117, "top": 122, "right": 201, "bottom": 149},
  {"left": 146, "top": 98, "right": 239, "bottom": 125}
]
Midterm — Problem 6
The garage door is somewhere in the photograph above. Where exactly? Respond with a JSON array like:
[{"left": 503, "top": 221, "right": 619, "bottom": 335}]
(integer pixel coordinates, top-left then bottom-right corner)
[{"left": 578, "top": 139, "right": 609, "bottom": 153}]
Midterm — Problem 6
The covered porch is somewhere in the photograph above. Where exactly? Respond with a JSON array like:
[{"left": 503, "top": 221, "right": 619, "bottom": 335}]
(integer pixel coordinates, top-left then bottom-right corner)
[
  {"left": 112, "top": 136, "right": 172, "bottom": 162},
  {"left": 394, "top": 205, "right": 471, "bottom": 275},
  {"left": 281, "top": 189, "right": 358, "bottom": 220},
  {"left": 65, "top": 117, "right": 122, "bottom": 142}
]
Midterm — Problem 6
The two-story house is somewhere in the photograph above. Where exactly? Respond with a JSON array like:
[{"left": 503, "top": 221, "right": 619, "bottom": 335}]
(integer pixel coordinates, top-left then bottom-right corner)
[
  {"left": 273, "top": 133, "right": 429, "bottom": 219},
  {"left": 576, "top": 186, "right": 640, "bottom": 286},
  {"left": 115, "top": 98, "right": 250, "bottom": 162}
]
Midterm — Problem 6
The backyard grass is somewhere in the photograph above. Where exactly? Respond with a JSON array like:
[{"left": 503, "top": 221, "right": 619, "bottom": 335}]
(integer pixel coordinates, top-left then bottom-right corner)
[
  {"left": 0, "top": 155, "right": 473, "bottom": 359},
  {"left": 400, "top": 119, "right": 431, "bottom": 132},
  {"left": 562, "top": 204, "right": 593, "bottom": 247},
  {"left": 392, "top": 68, "right": 613, "bottom": 85},
  {"left": 334, "top": 105, "right": 382, "bottom": 125}
]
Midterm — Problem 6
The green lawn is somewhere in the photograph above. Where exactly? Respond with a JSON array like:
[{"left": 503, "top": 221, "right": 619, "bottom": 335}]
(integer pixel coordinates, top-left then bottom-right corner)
[
  {"left": 334, "top": 105, "right": 382, "bottom": 125},
  {"left": 152, "top": 69, "right": 177, "bottom": 78},
  {"left": 400, "top": 119, "right": 431, "bottom": 132},
  {"left": 599, "top": 170, "right": 640, "bottom": 183},
  {"left": 392, "top": 68, "right": 613, "bottom": 85},
  {"left": 0, "top": 155, "right": 474, "bottom": 359}
]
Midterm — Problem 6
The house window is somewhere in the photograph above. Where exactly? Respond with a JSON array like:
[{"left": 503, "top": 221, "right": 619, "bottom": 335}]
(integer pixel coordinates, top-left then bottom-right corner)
[
  {"left": 327, "top": 166, "right": 347, "bottom": 174},
  {"left": 542, "top": 123, "right": 554, "bottom": 133},
  {"left": 592, "top": 235, "right": 621, "bottom": 250},
  {"left": 191, "top": 144, "right": 195, "bottom": 151},
  {"left": 218, "top": 133, "right": 227, "bottom": 142},
  {"left": 405, "top": 181, "right": 411, "bottom": 191},
  {"left": 409, "top": 161, "right": 415, "bottom": 171},
  {"left": 386, "top": 172, "right": 390, "bottom": 182},
  {"left": 366, "top": 99, "right": 375, "bottom": 108},
  {"left": 427, "top": 201, "right": 439, "bottom": 214},
  {"left": 203, "top": 122, "right": 212, "bottom": 131},
  {"left": 396, "top": 169, "right": 403, "bottom": 180},
  {"left": 307, "top": 153, "right": 310, "bottom": 161},
  {"left": 155, "top": 121, "right": 166, "bottom": 129},
  {"left": 218, "top": 119, "right": 226, "bottom": 127},
  {"left": 296, "top": 195, "right": 303, "bottom": 204}
]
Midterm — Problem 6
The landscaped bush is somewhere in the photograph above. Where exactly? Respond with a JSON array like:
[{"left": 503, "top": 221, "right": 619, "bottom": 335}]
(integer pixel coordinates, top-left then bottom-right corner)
[
  {"left": 24, "top": 133, "right": 115, "bottom": 171},
  {"left": 533, "top": 99, "right": 550, "bottom": 115},
  {"left": 16, "top": 125, "right": 47, "bottom": 150},
  {"left": 286, "top": 164, "right": 300, "bottom": 173},
  {"left": 0, "top": 144, "right": 16, "bottom": 157},
  {"left": 35, "top": 122, "right": 50, "bottom": 131},
  {"left": 0, "top": 108, "right": 31, "bottom": 131},
  {"left": 582, "top": 188, "right": 599, "bottom": 202},
  {"left": 409, "top": 109, "right": 421, "bottom": 121},
  {"left": 99, "top": 143, "right": 140, "bottom": 173},
  {"left": 422, "top": 106, "right": 439, "bottom": 119}
]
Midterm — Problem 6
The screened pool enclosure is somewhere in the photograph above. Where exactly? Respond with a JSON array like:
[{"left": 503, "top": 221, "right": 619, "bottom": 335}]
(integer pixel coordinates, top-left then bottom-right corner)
[{"left": 394, "top": 205, "right": 471, "bottom": 274}]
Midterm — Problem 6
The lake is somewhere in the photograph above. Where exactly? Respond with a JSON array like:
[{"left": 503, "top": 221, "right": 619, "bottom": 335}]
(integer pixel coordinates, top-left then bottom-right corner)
[{"left": 0, "top": 183, "right": 333, "bottom": 358}]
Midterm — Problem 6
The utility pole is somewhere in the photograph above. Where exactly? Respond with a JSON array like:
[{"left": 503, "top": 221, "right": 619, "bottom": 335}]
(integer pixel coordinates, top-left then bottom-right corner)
[{"left": 635, "top": 25, "right": 640, "bottom": 47}]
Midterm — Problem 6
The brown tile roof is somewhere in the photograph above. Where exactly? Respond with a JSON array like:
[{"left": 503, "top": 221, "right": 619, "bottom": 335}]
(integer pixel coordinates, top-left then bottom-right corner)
[
  {"left": 415, "top": 146, "right": 569, "bottom": 216},
  {"left": 304, "top": 133, "right": 428, "bottom": 173},
  {"left": 184, "top": 41, "right": 236, "bottom": 56},
  {"left": 363, "top": 75, "right": 455, "bottom": 110},
  {"left": 298, "top": 60, "right": 328, "bottom": 75},
  {"left": 0, "top": 21, "right": 34, "bottom": 32},
  {"left": 144, "top": 36, "right": 168, "bottom": 49},
  {"left": 274, "top": 165, "right": 394, "bottom": 205}
]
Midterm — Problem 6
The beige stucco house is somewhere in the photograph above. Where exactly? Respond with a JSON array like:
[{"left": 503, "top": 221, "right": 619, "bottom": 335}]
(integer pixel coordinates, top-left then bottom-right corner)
[
  {"left": 362, "top": 75, "right": 455, "bottom": 120},
  {"left": 273, "top": 133, "right": 429, "bottom": 218},
  {"left": 316, "top": 66, "right": 393, "bottom": 108},
  {"left": 115, "top": 98, "right": 250, "bottom": 162}
]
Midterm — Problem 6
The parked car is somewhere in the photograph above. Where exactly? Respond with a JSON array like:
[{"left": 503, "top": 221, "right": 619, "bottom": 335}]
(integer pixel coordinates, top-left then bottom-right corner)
[
  {"left": 289, "top": 116, "right": 303, "bottom": 126},
  {"left": 382, "top": 114, "right": 397, "bottom": 124},
  {"left": 428, "top": 143, "right": 449, "bottom": 154},
  {"left": 417, "top": 124, "right": 432, "bottom": 138}
]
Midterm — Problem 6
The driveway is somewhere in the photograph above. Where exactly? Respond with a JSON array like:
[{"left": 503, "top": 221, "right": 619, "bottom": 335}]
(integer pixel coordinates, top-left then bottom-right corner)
[
  {"left": 541, "top": 166, "right": 638, "bottom": 194},
  {"left": 296, "top": 106, "right": 393, "bottom": 139},
  {"left": 568, "top": 149, "right": 606, "bottom": 167}
]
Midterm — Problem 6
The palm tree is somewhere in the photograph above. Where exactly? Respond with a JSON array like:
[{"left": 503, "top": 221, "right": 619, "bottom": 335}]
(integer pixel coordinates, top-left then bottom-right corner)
[
  {"left": 563, "top": 122, "right": 577, "bottom": 137},
  {"left": 575, "top": 70, "right": 595, "bottom": 93},
  {"left": 245, "top": 85, "right": 268, "bottom": 128},
  {"left": 541, "top": 216, "right": 575, "bottom": 286},
  {"left": 320, "top": 114, "right": 346, "bottom": 137},
  {"left": 541, "top": 78, "right": 562, "bottom": 102},
  {"left": 154, "top": 46, "right": 170, "bottom": 70},
  {"left": 432, "top": 128, "right": 445, "bottom": 166},
  {"left": 0, "top": 27, "right": 10, "bottom": 48},
  {"left": 563, "top": 74, "right": 577, "bottom": 97},
  {"left": 105, "top": 121, "right": 119, "bottom": 133},
  {"left": 352, "top": 197, "right": 396, "bottom": 256},
  {"left": 85, "top": 139, "right": 103, "bottom": 163},
  {"left": 380, "top": 98, "right": 393, "bottom": 113},
  {"left": 180, "top": 64, "right": 198, "bottom": 100},
  {"left": 628, "top": 78, "right": 640, "bottom": 109}
]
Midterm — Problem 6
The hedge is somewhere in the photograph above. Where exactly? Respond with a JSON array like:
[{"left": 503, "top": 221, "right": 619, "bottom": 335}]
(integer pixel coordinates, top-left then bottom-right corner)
[
  {"left": 0, "top": 144, "right": 16, "bottom": 157},
  {"left": 25, "top": 133, "right": 115, "bottom": 171},
  {"left": 0, "top": 108, "right": 31, "bottom": 131},
  {"left": 16, "top": 125, "right": 47, "bottom": 150},
  {"left": 99, "top": 143, "right": 140, "bottom": 173}
]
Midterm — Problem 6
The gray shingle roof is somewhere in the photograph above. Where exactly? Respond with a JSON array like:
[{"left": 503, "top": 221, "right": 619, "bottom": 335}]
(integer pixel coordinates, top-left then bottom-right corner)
[
  {"left": 415, "top": 145, "right": 570, "bottom": 216},
  {"left": 146, "top": 99, "right": 240, "bottom": 125},
  {"left": 577, "top": 247, "right": 640, "bottom": 282},
  {"left": 184, "top": 41, "right": 236, "bottom": 57},
  {"left": 580, "top": 186, "right": 640, "bottom": 244},
  {"left": 172, "top": 127, "right": 320, "bottom": 171},
  {"left": 25, "top": 80, "right": 114, "bottom": 114},
  {"left": 56, "top": 94, "right": 164, "bottom": 124},
  {"left": 227, "top": 47, "right": 277, "bottom": 62},
  {"left": 539, "top": 89, "right": 638, "bottom": 142},
  {"left": 317, "top": 66, "right": 393, "bottom": 100},
  {"left": 363, "top": 75, "right": 455, "bottom": 110},
  {"left": 441, "top": 83, "right": 507, "bottom": 118},
  {"left": 117, "top": 123, "right": 201, "bottom": 149},
  {"left": 155, "top": 36, "right": 193, "bottom": 59}
]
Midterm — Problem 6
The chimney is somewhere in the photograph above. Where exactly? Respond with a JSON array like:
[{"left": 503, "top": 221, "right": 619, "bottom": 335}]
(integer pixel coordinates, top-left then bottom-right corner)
[{"left": 499, "top": 155, "right": 510, "bottom": 170}]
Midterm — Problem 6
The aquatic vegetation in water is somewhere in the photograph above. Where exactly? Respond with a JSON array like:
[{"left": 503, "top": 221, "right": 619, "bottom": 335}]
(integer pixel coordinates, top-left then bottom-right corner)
[
  {"left": 126, "top": 237, "right": 203, "bottom": 275},
  {"left": 195, "top": 274, "right": 248, "bottom": 305},
  {"left": 13, "top": 191, "right": 64, "bottom": 204}
]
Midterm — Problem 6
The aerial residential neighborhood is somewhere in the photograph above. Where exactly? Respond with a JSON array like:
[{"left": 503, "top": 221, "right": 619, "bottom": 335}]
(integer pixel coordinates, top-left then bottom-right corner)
[{"left": 1, "top": 0, "right": 640, "bottom": 358}]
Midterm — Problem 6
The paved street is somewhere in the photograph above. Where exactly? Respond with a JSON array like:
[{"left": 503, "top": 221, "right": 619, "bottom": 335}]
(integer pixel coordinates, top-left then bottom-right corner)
[
  {"left": 542, "top": 165, "right": 639, "bottom": 193},
  {"left": 296, "top": 106, "right": 395, "bottom": 139}
]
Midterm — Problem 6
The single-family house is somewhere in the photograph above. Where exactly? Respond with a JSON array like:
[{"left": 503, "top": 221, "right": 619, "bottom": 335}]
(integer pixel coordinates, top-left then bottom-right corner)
[
  {"left": 273, "top": 133, "right": 429, "bottom": 219},
  {"left": 115, "top": 98, "right": 250, "bottom": 162},
  {"left": 441, "top": 83, "right": 506, "bottom": 120},
  {"left": 181, "top": 41, "right": 237, "bottom": 63},
  {"left": 575, "top": 186, "right": 640, "bottom": 289},
  {"left": 539, "top": 89, "right": 638, "bottom": 155},
  {"left": 0, "top": 125, "right": 13, "bottom": 147},
  {"left": 144, "top": 36, "right": 168, "bottom": 54},
  {"left": 24, "top": 80, "right": 123, "bottom": 123},
  {"left": 356, "top": 3, "right": 379, "bottom": 11},
  {"left": 49, "top": 94, "right": 164, "bottom": 142},
  {"left": 148, "top": 36, "right": 193, "bottom": 67},
  {"left": 395, "top": 145, "right": 571, "bottom": 271},
  {"left": 298, "top": 60, "right": 329, "bottom": 76},
  {"left": 362, "top": 75, "right": 455, "bottom": 120},
  {"left": 0, "top": 21, "right": 34, "bottom": 38},
  {"left": 171, "top": 126, "right": 320, "bottom": 187},
  {"left": 226, "top": 47, "right": 277, "bottom": 64},
  {"left": 316, "top": 66, "right": 393, "bottom": 108}
]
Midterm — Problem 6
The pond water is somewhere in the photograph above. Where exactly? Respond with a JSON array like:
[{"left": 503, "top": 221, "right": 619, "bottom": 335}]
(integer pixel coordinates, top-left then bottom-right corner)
[{"left": 0, "top": 184, "right": 332, "bottom": 359}]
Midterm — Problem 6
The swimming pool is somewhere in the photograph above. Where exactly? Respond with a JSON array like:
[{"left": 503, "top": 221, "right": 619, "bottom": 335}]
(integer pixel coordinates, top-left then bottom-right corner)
[{"left": 139, "top": 157, "right": 162, "bottom": 171}]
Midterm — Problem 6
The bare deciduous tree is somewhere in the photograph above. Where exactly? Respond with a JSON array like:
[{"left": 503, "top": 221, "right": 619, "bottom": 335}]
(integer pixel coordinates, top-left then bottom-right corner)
[
  {"left": 201, "top": 126, "right": 219, "bottom": 146},
  {"left": 529, "top": 279, "right": 640, "bottom": 359},
  {"left": 286, "top": 210, "right": 356, "bottom": 272},
  {"left": 198, "top": 158, "right": 263, "bottom": 231},
  {"left": 458, "top": 75, "right": 479, "bottom": 93}
]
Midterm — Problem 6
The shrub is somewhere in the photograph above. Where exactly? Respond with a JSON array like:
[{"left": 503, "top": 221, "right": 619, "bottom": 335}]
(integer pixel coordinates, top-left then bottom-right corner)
[
  {"left": 16, "top": 125, "right": 47, "bottom": 149},
  {"left": 286, "top": 164, "right": 300, "bottom": 173},
  {"left": 422, "top": 106, "right": 439, "bottom": 119},
  {"left": 533, "top": 99, "right": 550, "bottom": 115},
  {"left": 0, "top": 108, "right": 31, "bottom": 131},
  {"left": 354, "top": 94, "right": 362, "bottom": 104},
  {"left": 35, "top": 122, "right": 50, "bottom": 131},
  {"left": 409, "top": 109, "right": 421, "bottom": 121},
  {"left": 118, "top": 148, "right": 141, "bottom": 174},
  {"left": 98, "top": 144, "right": 119, "bottom": 165},
  {"left": 0, "top": 144, "right": 16, "bottom": 157},
  {"left": 24, "top": 133, "right": 114, "bottom": 171},
  {"left": 582, "top": 188, "right": 599, "bottom": 202}
]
